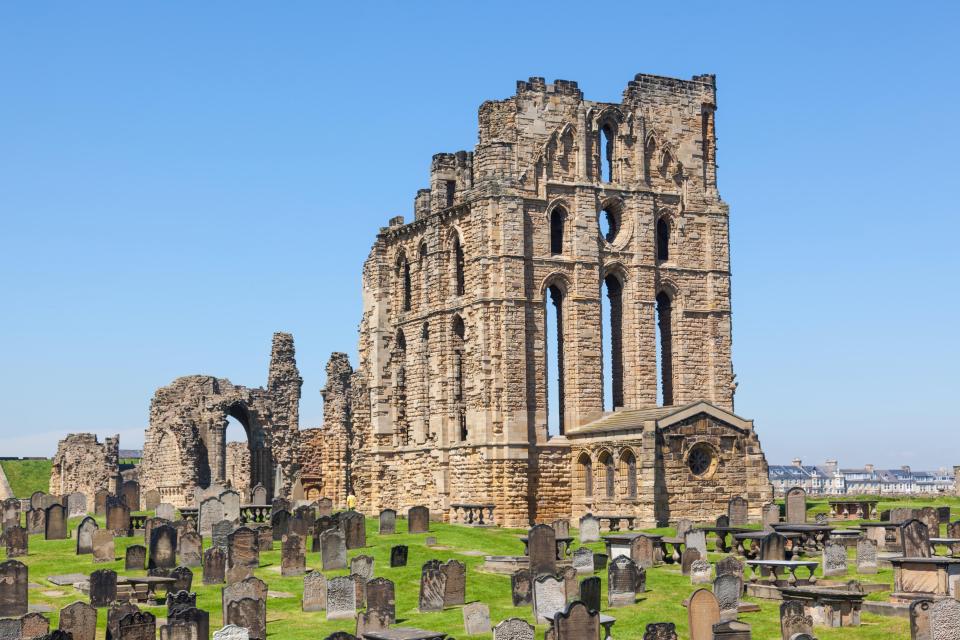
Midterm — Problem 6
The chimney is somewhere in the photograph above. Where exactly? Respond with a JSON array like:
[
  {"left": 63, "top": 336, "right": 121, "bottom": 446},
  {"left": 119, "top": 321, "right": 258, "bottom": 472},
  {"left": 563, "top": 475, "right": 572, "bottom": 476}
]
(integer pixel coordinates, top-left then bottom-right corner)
[
  {"left": 864, "top": 464, "right": 874, "bottom": 473},
  {"left": 792, "top": 458, "right": 803, "bottom": 468},
  {"left": 824, "top": 459, "right": 838, "bottom": 474}
]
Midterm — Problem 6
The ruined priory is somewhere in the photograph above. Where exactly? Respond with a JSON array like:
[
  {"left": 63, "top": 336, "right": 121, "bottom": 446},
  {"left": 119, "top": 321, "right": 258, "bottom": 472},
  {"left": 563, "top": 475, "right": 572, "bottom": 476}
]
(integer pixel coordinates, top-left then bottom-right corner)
[{"left": 61, "top": 72, "right": 774, "bottom": 528}]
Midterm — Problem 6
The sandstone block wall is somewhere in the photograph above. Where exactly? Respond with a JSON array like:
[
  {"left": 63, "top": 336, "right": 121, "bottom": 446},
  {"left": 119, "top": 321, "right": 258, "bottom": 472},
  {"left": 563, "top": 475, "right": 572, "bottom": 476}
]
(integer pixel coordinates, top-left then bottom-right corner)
[{"left": 49, "top": 433, "right": 119, "bottom": 507}]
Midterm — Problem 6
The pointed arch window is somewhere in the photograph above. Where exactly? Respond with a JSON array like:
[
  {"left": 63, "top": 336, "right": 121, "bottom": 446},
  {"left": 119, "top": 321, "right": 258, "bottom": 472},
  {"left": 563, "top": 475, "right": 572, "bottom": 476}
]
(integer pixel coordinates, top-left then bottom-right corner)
[
  {"left": 599, "top": 123, "right": 615, "bottom": 183},
  {"left": 453, "top": 316, "right": 467, "bottom": 442},
  {"left": 656, "top": 291, "right": 674, "bottom": 406},
  {"left": 621, "top": 449, "right": 637, "bottom": 499},
  {"left": 598, "top": 450, "right": 615, "bottom": 499},
  {"left": 452, "top": 235, "right": 465, "bottom": 296},
  {"left": 578, "top": 453, "right": 593, "bottom": 498},
  {"left": 656, "top": 218, "right": 670, "bottom": 262},
  {"left": 550, "top": 207, "right": 565, "bottom": 255},
  {"left": 545, "top": 284, "right": 565, "bottom": 436},
  {"left": 601, "top": 273, "right": 624, "bottom": 410},
  {"left": 397, "top": 254, "right": 411, "bottom": 312}
]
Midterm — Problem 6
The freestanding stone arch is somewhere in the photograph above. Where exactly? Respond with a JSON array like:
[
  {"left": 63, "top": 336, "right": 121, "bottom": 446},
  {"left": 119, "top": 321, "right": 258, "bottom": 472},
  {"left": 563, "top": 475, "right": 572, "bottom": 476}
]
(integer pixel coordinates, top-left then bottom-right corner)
[{"left": 140, "top": 333, "right": 302, "bottom": 507}]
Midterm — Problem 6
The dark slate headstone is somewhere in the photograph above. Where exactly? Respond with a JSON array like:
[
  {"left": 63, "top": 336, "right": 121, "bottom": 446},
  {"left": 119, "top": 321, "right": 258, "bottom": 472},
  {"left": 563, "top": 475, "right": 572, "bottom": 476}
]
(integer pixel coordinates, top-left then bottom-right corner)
[
  {"left": 94, "top": 491, "right": 109, "bottom": 518},
  {"left": 417, "top": 561, "right": 446, "bottom": 612},
  {"left": 607, "top": 555, "right": 639, "bottom": 607},
  {"left": 271, "top": 497, "right": 291, "bottom": 514},
  {"left": 0, "top": 560, "right": 28, "bottom": 617},
  {"left": 150, "top": 524, "right": 178, "bottom": 571},
  {"left": 901, "top": 519, "right": 931, "bottom": 558},
  {"left": 389, "top": 545, "right": 408, "bottom": 567},
  {"left": 440, "top": 559, "right": 466, "bottom": 607},
  {"left": 270, "top": 510, "right": 290, "bottom": 541},
  {"left": 58, "top": 601, "right": 97, "bottom": 640},
  {"left": 203, "top": 547, "right": 226, "bottom": 585},
  {"left": 90, "top": 569, "right": 118, "bottom": 608},
  {"left": 227, "top": 527, "right": 259, "bottom": 570},
  {"left": 510, "top": 568, "right": 533, "bottom": 606},
  {"left": 365, "top": 577, "right": 395, "bottom": 623},
  {"left": 166, "top": 590, "right": 197, "bottom": 615},
  {"left": 5, "top": 526, "right": 28, "bottom": 558},
  {"left": 760, "top": 532, "right": 787, "bottom": 562},
  {"left": 125, "top": 545, "right": 146, "bottom": 571},
  {"left": 117, "top": 611, "right": 155, "bottom": 640},
  {"left": 715, "top": 556, "right": 744, "bottom": 579},
  {"left": 527, "top": 523, "right": 557, "bottom": 577},
  {"left": 106, "top": 602, "right": 140, "bottom": 640},
  {"left": 408, "top": 506, "right": 429, "bottom": 534},
  {"left": 144, "top": 517, "right": 172, "bottom": 548},
  {"left": 44, "top": 504, "right": 67, "bottom": 540},
  {"left": 76, "top": 517, "right": 99, "bottom": 555},
  {"left": 281, "top": 534, "right": 305, "bottom": 577},
  {"left": 716, "top": 515, "right": 730, "bottom": 529},
  {"left": 378, "top": 509, "right": 396, "bottom": 535},
  {"left": 302, "top": 571, "right": 326, "bottom": 612},
  {"left": 320, "top": 530, "right": 347, "bottom": 571},
  {"left": 579, "top": 576, "right": 601, "bottom": 613},
  {"left": 120, "top": 481, "right": 141, "bottom": 512},
  {"left": 340, "top": 511, "right": 365, "bottom": 549},
  {"left": 212, "top": 521, "right": 233, "bottom": 550},
  {"left": 170, "top": 566, "right": 193, "bottom": 593},
  {"left": 554, "top": 601, "right": 599, "bottom": 640},
  {"left": 179, "top": 532, "right": 203, "bottom": 568}
]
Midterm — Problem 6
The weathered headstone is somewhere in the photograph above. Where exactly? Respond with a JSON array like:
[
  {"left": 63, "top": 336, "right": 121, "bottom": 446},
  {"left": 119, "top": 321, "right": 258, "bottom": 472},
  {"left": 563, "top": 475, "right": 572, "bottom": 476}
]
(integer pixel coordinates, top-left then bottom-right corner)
[
  {"left": 120, "top": 481, "right": 141, "bottom": 512},
  {"left": 461, "top": 601, "right": 491, "bottom": 635},
  {"left": 326, "top": 576, "right": 357, "bottom": 620},
  {"left": 219, "top": 491, "right": 241, "bottom": 524},
  {"left": 715, "top": 556, "right": 744, "bottom": 580},
  {"left": 378, "top": 509, "right": 396, "bottom": 535},
  {"left": 254, "top": 526, "right": 271, "bottom": 553},
  {"left": 348, "top": 555, "right": 372, "bottom": 581},
  {"left": 527, "top": 524, "right": 557, "bottom": 576},
  {"left": 930, "top": 598, "right": 960, "bottom": 638},
  {"left": 67, "top": 493, "right": 88, "bottom": 519},
  {"left": 607, "top": 555, "right": 638, "bottom": 607},
  {"left": 90, "top": 569, "right": 117, "bottom": 608},
  {"left": 5, "top": 526, "right": 28, "bottom": 558},
  {"left": 19, "top": 612, "right": 49, "bottom": 639},
  {"left": 221, "top": 577, "right": 267, "bottom": 618},
  {"left": 785, "top": 487, "right": 807, "bottom": 524},
  {"left": 0, "top": 618, "right": 17, "bottom": 640},
  {"left": 212, "top": 625, "right": 249, "bottom": 640},
  {"left": 643, "top": 622, "right": 678, "bottom": 640},
  {"left": 170, "top": 566, "right": 193, "bottom": 592},
  {"left": 351, "top": 573, "right": 366, "bottom": 610},
  {"left": 227, "top": 527, "right": 259, "bottom": 570},
  {"left": 281, "top": 533, "right": 305, "bottom": 577},
  {"left": 688, "top": 588, "right": 721, "bottom": 640},
  {"left": 901, "top": 519, "right": 931, "bottom": 558},
  {"left": 203, "top": 547, "right": 226, "bottom": 585},
  {"left": 554, "top": 601, "right": 598, "bottom": 639},
  {"left": 320, "top": 529, "right": 347, "bottom": 570},
  {"left": 365, "top": 577, "right": 395, "bottom": 623},
  {"left": 160, "top": 618, "right": 198, "bottom": 640},
  {"left": 760, "top": 532, "right": 787, "bottom": 563},
  {"left": 149, "top": 524, "right": 178, "bottom": 571},
  {"left": 762, "top": 503, "right": 780, "bottom": 530},
  {"left": 94, "top": 491, "right": 109, "bottom": 518},
  {"left": 685, "top": 529, "right": 707, "bottom": 558},
  {"left": 854, "top": 538, "right": 878, "bottom": 575},
  {"left": 681, "top": 548, "right": 701, "bottom": 576},
  {"left": 340, "top": 511, "right": 366, "bottom": 549},
  {"left": 166, "top": 590, "right": 196, "bottom": 615},
  {"left": 27, "top": 507, "right": 45, "bottom": 535},
  {"left": 690, "top": 559, "right": 713, "bottom": 584},
  {"left": 76, "top": 517, "right": 98, "bottom": 555},
  {"left": 199, "top": 498, "right": 224, "bottom": 537},
  {"left": 125, "top": 545, "right": 146, "bottom": 571},
  {"left": 572, "top": 547, "right": 594, "bottom": 575},
  {"left": 106, "top": 602, "right": 140, "bottom": 640},
  {"left": 251, "top": 485, "right": 267, "bottom": 506},
  {"left": 58, "top": 601, "right": 97, "bottom": 640},
  {"left": 780, "top": 600, "right": 813, "bottom": 640},
  {"left": 270, "top": 510, "right": 290, "bottom": 542},
  {"left": 44, "top": 504, "right": 67, "bottom": 540},
  {"left": 92, "top": 529, "right": 116, "bottom": 563},
  {"left": 356, "top": 608, "right": 391, "bottom": 637},
  {"left": 0, "top": 560, "right": 28, "bottom": 616},
  {"left": 30, "top": 492, "right": 46, "bottom": 511},
  {"left": 440, "top": 559, "right": 466, "bottom": 607},
  {"left": 578, "top": 514, "right": 600, "bottom": 543},
  {"left": 408, "top": 506, "right": 430, "bottom": 533},
  {"left": 532, "top": 574, "right": 565, "bottom": 624},
  {"left": 579, "top": 575, "right": 601, "bottom": 612},
  {"left": 822, "top": 541, "right": 847, "bottom": 577},
  {"left": 225, "top": 598, "right": 265, "bottom": 640},
  {"left": 389, "top": 545, "right": 408, "bottom": 567},
  {"left": 177, "top": 531, "right": 202, "bottom": 568},
  {"left": 909, "top": 599, "right": 931, "bottom": 640},
  {"left": 142, "top": 490, "right": 161, "bottom": 512},
  {"left": 713, "top": 573, "right": 742, "bottom": 619},
  {"left": 155, "top": 503, "right": 176, "bottom": 522},
  {"left": 728, "top": 497, "right": 749, "bottom": 526},
  {"left": 2, "top": 498, "right": 22, "bottom": 531},
  {"left": 510, "top": 568, "right": 533, "bottom": 606},
  {"left": 418, "top": 561, "right": 446, "bottom": 612},
  {"left": 559, "top": 565, "right": 578, "bottom": 602},
  {"left": 492, "top": 618, "right": 535, "bottom": 640},
  {"left": 631, "top": 535, "right": 656, "bottom": 569},
  {"left": 106, "top": 497, "right": 130, "bottom": 534},
  {"left": 716, "top": 515, "right": 730, "bottom": 529},
  {"left": 210, "top": 520, "right": 233, "bottom": 551},
  {"left": 302, "top": 571, "right": 327, "bottom": 612},
  {"left": 169, "top": 608, "right": 208, "bottom": 640},
  {"left": 315, "top": 497, "right": 332, "bottom": 516}
]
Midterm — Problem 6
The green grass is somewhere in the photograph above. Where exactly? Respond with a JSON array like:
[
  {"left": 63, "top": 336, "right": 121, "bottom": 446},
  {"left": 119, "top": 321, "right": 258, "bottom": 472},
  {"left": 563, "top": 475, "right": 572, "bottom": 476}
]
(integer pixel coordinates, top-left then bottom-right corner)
[
  {"left": 1, "top": 459, "right": 51, "bottom": 498},
  {"left": 7, "top": 498, "right": 960, "bottom": 639}
]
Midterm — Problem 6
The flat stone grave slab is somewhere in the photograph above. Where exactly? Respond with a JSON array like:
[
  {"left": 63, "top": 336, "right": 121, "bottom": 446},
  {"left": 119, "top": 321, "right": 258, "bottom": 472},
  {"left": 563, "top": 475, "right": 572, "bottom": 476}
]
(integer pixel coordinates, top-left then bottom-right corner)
[
  {"left": 362, "top": 628, "right": 447, "bottom": 640},
  {"left": 48, "top": 574, "right": 89, "bottom": 586}
]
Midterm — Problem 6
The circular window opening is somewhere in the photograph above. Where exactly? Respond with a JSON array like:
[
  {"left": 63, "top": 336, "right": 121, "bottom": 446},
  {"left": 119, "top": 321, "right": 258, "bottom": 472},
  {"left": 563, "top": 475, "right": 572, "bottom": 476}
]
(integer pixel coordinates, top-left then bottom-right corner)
[
  {"left": 687, "top": 443, "right": 716, "bottom": 478},
  {"left": 598, "top": 207, "right": 620, "bottom": 244}
]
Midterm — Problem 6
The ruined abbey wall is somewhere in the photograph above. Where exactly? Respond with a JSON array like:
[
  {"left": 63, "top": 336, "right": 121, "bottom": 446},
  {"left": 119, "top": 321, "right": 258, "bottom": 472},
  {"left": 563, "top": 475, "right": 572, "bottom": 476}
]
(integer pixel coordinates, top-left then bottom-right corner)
[{"left": 49, "top": 433, "right": 119, "bottom": 507}]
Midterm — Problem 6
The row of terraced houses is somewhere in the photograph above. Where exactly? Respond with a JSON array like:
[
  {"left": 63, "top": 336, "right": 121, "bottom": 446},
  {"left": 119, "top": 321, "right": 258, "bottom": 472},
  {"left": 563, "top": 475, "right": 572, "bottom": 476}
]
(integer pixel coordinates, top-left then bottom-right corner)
[{"left": 768, "top": 459, "right": 956, "bottom": 496}]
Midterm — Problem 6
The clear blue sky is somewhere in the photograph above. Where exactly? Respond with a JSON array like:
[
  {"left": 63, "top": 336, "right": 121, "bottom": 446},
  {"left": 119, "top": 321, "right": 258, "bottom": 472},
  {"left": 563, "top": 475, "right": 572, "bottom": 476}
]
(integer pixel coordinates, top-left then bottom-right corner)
[{"left": 2, "top": 2, "right": 958, "bottom": 468}]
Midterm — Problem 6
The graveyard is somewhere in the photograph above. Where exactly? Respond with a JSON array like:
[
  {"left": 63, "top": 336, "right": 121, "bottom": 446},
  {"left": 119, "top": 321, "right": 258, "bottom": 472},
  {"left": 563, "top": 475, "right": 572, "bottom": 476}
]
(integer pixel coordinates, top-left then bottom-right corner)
[{"left": 3, "top": 490, "right": 960, "bottom": 639}]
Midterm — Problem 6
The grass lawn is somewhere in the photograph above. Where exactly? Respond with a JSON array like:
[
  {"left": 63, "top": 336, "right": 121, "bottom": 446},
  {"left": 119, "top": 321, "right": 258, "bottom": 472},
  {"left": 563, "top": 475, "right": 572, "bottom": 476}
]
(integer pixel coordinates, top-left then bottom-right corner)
[
  {"left": 1, "top": 459, "right": 51, "bottom": 498},
  {"left": 7, "top": 496, "right": 960, "bottom": 639}
]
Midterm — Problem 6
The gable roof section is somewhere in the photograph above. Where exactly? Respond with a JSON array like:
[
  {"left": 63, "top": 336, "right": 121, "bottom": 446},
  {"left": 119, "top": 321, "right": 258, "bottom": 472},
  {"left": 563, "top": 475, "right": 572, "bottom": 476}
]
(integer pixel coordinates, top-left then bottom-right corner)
[{"left": 566, "top": 400, "right": 753, "bottom": 437}]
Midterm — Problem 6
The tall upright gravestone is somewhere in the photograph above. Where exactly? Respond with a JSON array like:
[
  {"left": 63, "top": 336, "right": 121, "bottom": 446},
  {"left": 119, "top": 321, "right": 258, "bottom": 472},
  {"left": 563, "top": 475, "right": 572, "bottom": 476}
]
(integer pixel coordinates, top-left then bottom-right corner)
[
  {"left": 326, "top": 576, "right": 357, "bottom": 621},
  {"left": 59, "top": 601, "right": 97, "bottom": 640},
  {"left": 687, "top": 588, "right": 720, "bottom": 640},
  {"left": 418, "top": 561, "right": 446, "bottom": 613},
  {"left": 0, "top": 560, "right": 28, "bottom": 617},
  {"left": 379, "top": 509, "right": 396, "bottom": 535},
  {"left": 532, "top": 574, "right": 565, "bottom": 624},
  {"left": 728, "top": 496, "right": 749, "bottom": 526},
  {"left": 340, "top": 511, "right": 366, "bottom": 549},
  {"left": 203, "top": 547, "right": 227, "bottom": 585},
  {"left": 90, "top": 569, "right": 117, "bottom": 608},
  {"left": 45, "top": 503, "right": 68, "bottom": 540},
  {"left": 785, "top": 487, "right": 807, "bottom": 524},
  {"left": 408, "top": 506, "right": 430, "bottom": 534},
  {"left": 149, "top": 524, "right": 178, "bottom": 571},
  {"left": 77, "top": 516, "right": 99, "bottom": 555},
  {"left": 527, "top": 524, "right": 557, "bottom": 576}
]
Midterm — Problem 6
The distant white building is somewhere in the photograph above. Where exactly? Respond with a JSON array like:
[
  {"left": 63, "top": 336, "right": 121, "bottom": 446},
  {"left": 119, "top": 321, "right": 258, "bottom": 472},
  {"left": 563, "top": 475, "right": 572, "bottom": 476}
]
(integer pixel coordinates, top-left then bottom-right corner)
[{"left": 768, "top": 460, "right": 954, "bottom": 496}]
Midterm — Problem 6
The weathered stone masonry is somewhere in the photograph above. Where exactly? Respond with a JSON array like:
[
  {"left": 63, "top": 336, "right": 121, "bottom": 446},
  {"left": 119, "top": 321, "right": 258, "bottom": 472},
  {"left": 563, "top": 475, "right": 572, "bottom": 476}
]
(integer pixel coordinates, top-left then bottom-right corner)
[{"left": 49, "top": 433, "right": 120, "bottom": 507}]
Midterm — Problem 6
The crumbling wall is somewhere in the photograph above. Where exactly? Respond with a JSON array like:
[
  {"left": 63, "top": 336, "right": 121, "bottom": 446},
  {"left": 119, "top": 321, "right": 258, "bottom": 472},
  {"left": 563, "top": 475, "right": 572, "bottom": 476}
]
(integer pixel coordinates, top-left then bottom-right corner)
[
  {"left": 49, "top": 433, "right": 119, "bottom": 507},
  {"left": 225, "top": 442, "right": 251, "bottom": 495}
]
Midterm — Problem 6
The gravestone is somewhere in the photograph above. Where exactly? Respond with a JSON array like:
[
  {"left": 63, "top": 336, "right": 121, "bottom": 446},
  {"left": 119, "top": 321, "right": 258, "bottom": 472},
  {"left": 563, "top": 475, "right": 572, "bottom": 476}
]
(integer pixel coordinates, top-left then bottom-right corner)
[
  {"left": 0, "top": 619, "right": 17, "bottom": 640},
  {"left": 890, "top": 507, "right": 918, "bottom": 523},
  {"left": 90, "top": 569, "right": 118, "bottom": 608},
  {"left": 155, "top": 503, "right": 175, "bottom": 522},
  {"left": 326, "top": 576, "right": 357, "bottom": 620},
  {"left": 225, "top": 598, "right": 265, "bottom": 640},
  {"left": 320, "top": 530, "right": 347, "bottom": 570},
  {"left": 643, "top": 622, "right": 678, "bottom": 640},
  {"left": 378, "top": 509, "right": 396, "bottom": 535},
  {"left": 572, "top": 547, "right": 594, "bottom": 574},
  {"left": 289, "top": 513, "right": 310, "bottom": 541},
  {"left": 76, "top": 517, "right": 98, "bottom": 555},
  {"left": 59, "top": 601, "right": 97, "bottom": 640},
  {"left": 150, "top": 524, "right": 178, "bottom": 571},
  {"left": 2, "top": 498, "right": 22, "bottom": 531},
  {"left": 30, "top": 491, "right": 45, "bottom": 511},
  {"left": 350, "top": 573, "right": 366, "bottom": 610},
  {"left": 559, "top": 565, "right": 578, "bottom": 601},
  {"left": 125, "top": 545, "right": 146, "bottom": 571},
  {"left": 631, "top": 535, "right": 656, "bottom": 569},
  {"left": 728, "top": 497, "right": 749, "bottom": 526},
  {"left": 45, "top": 504, "right": 67, "bottom": 540},
  {"left": 930, "top": 598, "right": 960, "bottom": 638},
  {"left": 20, "top": 613, "right": 49, "bottom": 639},
  {"left": 105, "top": 498, "right": 130, "bottom": 535},
  {"left": 166, "top": 590, "right": 196, "bottom": 615},
  {"left": 179, "top": 532, "right": 202, "bottom": 567},
  {"left": 251, "top": 485, "right": 267, "bottom": 506},
  {"left": 120, "top": 481, "right": 140, "bottom": 512},
  {"left": 302, "top": 571, "right": 327, "bottom": 612},
  {"left": 227, "top": 527, "right": 259, "bottom": 570},
  {"left": 441, "top": 559, "right": 466, "bottom": 607},
  {"left": 532, "top": 574, "right": 565, "bottom": 624},
  {"left": 365, "top": 577, "right": 395, "bottom": 623},
  {"left": 340, "top": 511, "right": 366, "bottom": 549},
  {"left": 92, "top": 529, "right": 116, "bottom": 563},
  {"left": 281, "top": 533, "right": 306, "bottom": 576},
  {"left": 492, "top": 618, "right": 535, "bottom": 640},
  {"left": 389, "top": 545, "right": 407, "bottom": 567},
  {"left": 211, "top": 520, "right": 233, "bottom": 551},
  {"left": 856, "top": 538, "right": 878, "bottom": 574},
  {"left": 528, "top": 524, "right": 557, "bottom": 576},
  {"left": 780, "top": 600, "right": 814, "bottom": 640},
  {"left": 408, "top": 506, "right": 430, "bottom": 533},
  {"left": 918, "top": 507, "right": 939, "bottom": 535},
  {"left": 418, "top": 561, "right": 446, "bottom": 612},
  {"left": 67, "top": 493, "right": 88, "bottom": 519},
  {"left": 213, "top": 625, "right": 249, "bottom": 640},
  {"left": 713, "top": 573, "right": 742, "bottom": 619},
  {"left": 675, "top": 519, "right": 693, "bottom": 538},
  {"left": 0, "top": 560, "right": 28, "bottom": 616},
  {"left": 106, "top": 602, "right": 140, "bottom": 640},
  {"left": 579, "top": 576, "right": 601, "bottom": 612},
  {"left": 170, "top": 566, "right": 193, "bottom": 592},
  {"left": 712, "top": 620, "right": 752, "bottom": 639},
  {"left": 511, "top": 568, "right": 533, "bottom": 606},
  {"left": 356, "top": 608, "right": 391, "bottom": 637},
  {"left": 690, "top": 559, "right": 713, "bottom": 584},
  {"left": 199, "top": 499, "right": 224, "bottom": 537},
  {"left": 901, "top": 519, "right": 931, "bottom": 558},
  {"left": 607, "top": 555, "right": 638, "bottom": 607},
  {"left": 687, "top": 588, "right": 720, "bottom": 640},
  {"left": 910, "top": 599, "right": 931, "bottom": 640},
  {"left": 27, "top": 508, "right": 45, "bottom": 535},
  {"left": 315, "top": 497, "right": 333, "bottom": 516},
  {"left": 143, "top": 490, "right": 161, "bottom": 512},
  {"left": 716, "top": 556, "right": 744, "bottom": 580},
  {"left": 760, "top": 532, "right": 788, "bottom": 563},
  {"left": 221, "top": 577, "right": 267, "bottom": 617},
  {"left": 160, "top": 619, "right": 197, "bottom": 640},
  {"left": 461, "top": 601, "right": 491, "bottom": 635},
  {"left": 203, "top": 547, "right": 226, "bottom": 585},
  {"left": 762, "top": 503, "right": 780, "bottom": 529},
  {"left": 681, "top": 548, "right": 701, "bottom": 576},
  {"left": 270, "top": 510, "right": 289, "bottom": 541},
  {"left": 271, "top": 497, "right": 290, "bottom": 514},
  {"left": 94, "top": 491, "right": 109, "bottom": 517},
  {"left": 219, "top": 491, "right": 241, "bottom": 524},
  {"left": 685, "top": 530, "right": 707, "bottom": 558},
  {"left": 822, "top": 542, "right": 847, "bottom": 577},
  {"left": 554, "top": 601, "right": 597, "bottom": 639},
  {"left": 254, "top": 526, "right": 271, "bottom": 552},
  {"left": 350, "top": 555, "right": 374, "bottom": 581},
  {"left": 785, "top": 487, "right": 807, "bottom": 524},
  {"left": 5, "top": 526, "right": 28, "bottom": 558},
  {"left": 716, "top": 515, "right": 730, "bottom": 529},
  {"left": 815, "top": 512, "right": 828, "bottom": 525},
  {"left": 144, "top": 517, "right": 172, "bottom": 549},
  {"left": 578, "top": 514, "right": 600, "bottom": 543}
]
